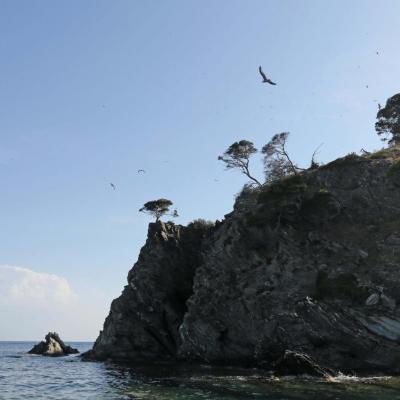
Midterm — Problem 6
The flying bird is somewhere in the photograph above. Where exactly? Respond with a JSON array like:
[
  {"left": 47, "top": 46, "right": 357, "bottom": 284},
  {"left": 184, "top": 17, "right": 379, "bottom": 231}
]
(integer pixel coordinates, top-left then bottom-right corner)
[
  {"left": 137, "top": 169, "right": 146, "bottom": 174},
  {"left": 110, "top": 183, "right": 116, "bottom": 190},
  {"left": 258, "top": 66, "right": 276, "bottom": 85}
]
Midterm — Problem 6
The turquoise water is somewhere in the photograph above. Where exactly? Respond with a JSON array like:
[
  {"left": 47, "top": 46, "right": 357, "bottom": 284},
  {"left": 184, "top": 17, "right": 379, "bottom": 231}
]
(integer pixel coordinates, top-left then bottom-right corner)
[{"left": 1, "top": 342, "right": 400, "bottom": 399}]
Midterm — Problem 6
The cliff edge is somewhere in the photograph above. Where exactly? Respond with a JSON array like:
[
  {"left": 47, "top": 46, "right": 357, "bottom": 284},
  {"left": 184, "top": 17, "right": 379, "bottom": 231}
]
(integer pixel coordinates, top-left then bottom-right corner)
[{"left": 85, "top": 148, "right": 400, "bottom": 374}]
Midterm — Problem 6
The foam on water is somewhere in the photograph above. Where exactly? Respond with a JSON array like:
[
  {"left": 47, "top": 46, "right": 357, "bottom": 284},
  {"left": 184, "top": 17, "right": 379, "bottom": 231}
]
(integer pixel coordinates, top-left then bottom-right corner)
[{"left": 326, "top": 372, "right": 392, "bottom": 383}]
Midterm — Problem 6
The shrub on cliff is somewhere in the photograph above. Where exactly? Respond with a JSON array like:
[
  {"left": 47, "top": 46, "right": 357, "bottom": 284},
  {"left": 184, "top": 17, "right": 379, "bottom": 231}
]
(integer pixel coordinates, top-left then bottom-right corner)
[
  {"left": 376, "top": 93, "right": 400, "bottom": 146},
  {"left": 262, "top": 132, "right": 299, "bottom": 182},
  {"left": 188, "top": 218, "right": 215, "bottom": 230},
  {"left": 139, "top": 199, "right": 178, "bottom": 222}
]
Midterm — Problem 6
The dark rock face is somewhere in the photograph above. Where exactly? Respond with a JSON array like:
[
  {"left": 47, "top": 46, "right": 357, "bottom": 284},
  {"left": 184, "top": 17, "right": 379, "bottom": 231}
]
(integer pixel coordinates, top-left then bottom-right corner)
[
  {"left": 87, "top": 148, "right": 400, "bottom": 374},
  {"left": 84, "top": 221, "right": 211, "bottom": 361},
  {"left": 28, "top": 332, "right": 79, "bottom": 356}
]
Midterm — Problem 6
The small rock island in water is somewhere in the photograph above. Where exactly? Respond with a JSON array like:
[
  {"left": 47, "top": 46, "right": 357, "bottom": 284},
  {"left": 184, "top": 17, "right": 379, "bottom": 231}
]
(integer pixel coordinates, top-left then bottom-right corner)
[{"left": 28, "top": 332, "right": 79, "bottom": 356}]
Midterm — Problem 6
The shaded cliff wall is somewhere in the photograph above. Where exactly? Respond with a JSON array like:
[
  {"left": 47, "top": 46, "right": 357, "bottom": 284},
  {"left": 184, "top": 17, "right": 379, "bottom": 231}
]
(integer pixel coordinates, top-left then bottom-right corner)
[
  {"left": 88, "top": 148, "right": 400, "bottom": 373},
  {"left": 86, "top": 221, "right": 212, "bottom": 361}
]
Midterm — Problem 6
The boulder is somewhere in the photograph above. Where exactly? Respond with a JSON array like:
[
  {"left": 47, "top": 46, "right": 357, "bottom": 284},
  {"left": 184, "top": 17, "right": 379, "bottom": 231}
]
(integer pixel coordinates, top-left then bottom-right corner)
[
  {"left": 28, "top": 332, "right": 79, "bottom": 356},
  {"left": 272, "top": 350, "right": 334, "bottom": 377}
]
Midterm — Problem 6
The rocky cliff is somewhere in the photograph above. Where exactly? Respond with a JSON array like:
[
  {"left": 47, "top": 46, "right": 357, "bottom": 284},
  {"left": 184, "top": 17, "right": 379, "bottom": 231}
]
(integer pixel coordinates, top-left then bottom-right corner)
[{"left": 85, "top": 148, "right": 400, "bottom": 374}]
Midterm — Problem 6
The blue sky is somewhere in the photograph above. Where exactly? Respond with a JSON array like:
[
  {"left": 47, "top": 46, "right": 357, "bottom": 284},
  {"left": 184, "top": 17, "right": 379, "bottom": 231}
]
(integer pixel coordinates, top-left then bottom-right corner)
[{"left": 0, "top": 0, "right": 399, "bottom": 340}]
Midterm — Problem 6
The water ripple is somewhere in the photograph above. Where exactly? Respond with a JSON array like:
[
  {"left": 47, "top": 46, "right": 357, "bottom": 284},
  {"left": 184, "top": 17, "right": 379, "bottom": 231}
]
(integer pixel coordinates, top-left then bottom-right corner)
[{"left": 1, "top": 342, "right": 400, "bottom": 399}]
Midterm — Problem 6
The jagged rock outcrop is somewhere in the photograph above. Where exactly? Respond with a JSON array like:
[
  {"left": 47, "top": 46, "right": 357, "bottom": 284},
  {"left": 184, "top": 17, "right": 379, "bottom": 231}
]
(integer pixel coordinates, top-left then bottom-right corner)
[
  {"left": 28, "top": 332, "right": 79, "bottom": 356},
  {"left": 84, "top": 221, "right": 212, "bottom": 361},
  {"left": 86, "top": 148, "right": 400, "bottom": 374},
  {"left": 272, "top": 350, "right": 334, "bottom": 377}
]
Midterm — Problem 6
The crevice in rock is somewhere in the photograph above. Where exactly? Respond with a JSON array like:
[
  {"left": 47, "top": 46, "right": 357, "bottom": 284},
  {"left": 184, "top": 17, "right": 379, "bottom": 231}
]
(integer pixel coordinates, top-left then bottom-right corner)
[{"left": 145, "top": 326, "right": 176, "bottom": 357}]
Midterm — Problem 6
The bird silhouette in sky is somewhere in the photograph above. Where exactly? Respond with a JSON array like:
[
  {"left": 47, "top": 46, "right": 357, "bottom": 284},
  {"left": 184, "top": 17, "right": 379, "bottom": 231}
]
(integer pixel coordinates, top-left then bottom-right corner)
[
  {"left": 258, "top": 66, "right": 276, "bottom": 85},
  {"left": 110, "top": 183, "right": 116, "bottom": 190},
  {"left": 137, "top": 169, "right": 146, "bottom": 174}
]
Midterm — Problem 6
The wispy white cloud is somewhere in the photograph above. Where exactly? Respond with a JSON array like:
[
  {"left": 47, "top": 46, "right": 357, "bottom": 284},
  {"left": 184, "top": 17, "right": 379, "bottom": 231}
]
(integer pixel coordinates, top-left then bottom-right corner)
[
  {"left": 0, "top": 265, "right": 78, "bottom": 307},
  {"left": 0, "top": 265, "right": 112, "bottom": 340}
]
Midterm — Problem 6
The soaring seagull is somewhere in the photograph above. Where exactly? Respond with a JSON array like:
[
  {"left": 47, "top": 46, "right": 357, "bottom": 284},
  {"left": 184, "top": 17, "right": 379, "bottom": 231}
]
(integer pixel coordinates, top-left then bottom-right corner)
[
  {"left": 258, "top": 66, "right": 276, "bottom": 85},
  {"left": 110, "top": 183, "right": 116, "bottom": 190}
]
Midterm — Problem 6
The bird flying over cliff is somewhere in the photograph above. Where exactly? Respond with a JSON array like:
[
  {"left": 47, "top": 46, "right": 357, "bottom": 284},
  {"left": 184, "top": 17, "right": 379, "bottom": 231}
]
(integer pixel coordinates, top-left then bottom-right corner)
[
  {"left": 110, "top": 183, "right": 116, "bottom": 190},
  {"left": 258, "top": 66, "right": 276, "bottom": 85}
]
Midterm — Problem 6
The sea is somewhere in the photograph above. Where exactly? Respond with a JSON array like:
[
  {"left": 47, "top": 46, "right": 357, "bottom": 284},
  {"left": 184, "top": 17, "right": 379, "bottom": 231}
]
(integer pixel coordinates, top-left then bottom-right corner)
[{"left": 1, "top": 341, "right": 400, "bottom": 399}]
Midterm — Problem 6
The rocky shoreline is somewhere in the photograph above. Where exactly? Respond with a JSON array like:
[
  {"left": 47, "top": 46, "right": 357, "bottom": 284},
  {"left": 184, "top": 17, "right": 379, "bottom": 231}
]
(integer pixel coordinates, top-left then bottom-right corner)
[{"left": 84, "top": 148, "right": 400, "bottom": 376}]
